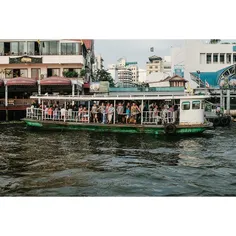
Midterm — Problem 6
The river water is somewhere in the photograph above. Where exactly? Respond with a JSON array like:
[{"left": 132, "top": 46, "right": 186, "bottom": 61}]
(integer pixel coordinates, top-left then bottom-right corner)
[{"left": 1, "top": 123, "right": 236, "bottom": 196}]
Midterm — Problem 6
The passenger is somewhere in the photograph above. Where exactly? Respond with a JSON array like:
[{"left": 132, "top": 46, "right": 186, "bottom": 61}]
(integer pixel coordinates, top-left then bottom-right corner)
[
  {"left": 60, "top": 106, "right": 66, "bottom": 120},
  {"left": 91, "top": 103, "right": 98, "bottom": 123},
  {"left": 99, "top": 102, "right": 106, "bottom": 124},
  {"left": 78, "top": 105, "right": 83, "bottom": 122},
  {"left": 105, "top": 103, "right": 110, "bottom": 123},
  {"left": 82, "top": 107, "right": 88, "bottom": 122},
  {"left": 107, "top": 104, "right": 114, "bottom": 124},
  {"left": 48, "top": 106, "right": 53, "bottom": 119},
  {"left": 68, "top": 105, "right": 73, "bottom": 120},
  {"left": 125, "top": 103, "right": 131, "bottom": 124},
  {"left": 153, "top": 105, "right": 160, "bottom": 123},
  {"left": 53, "top": 106, "right": 58, "bottom": 120},
  {"left": 45, "top": 106, "right": 49, "bottom": 119},
  {"left": 130, "top": 103, "right": 137, "bottom": 124},
  {"left": 117, "top": 102, "right": 124, "bottom": 123}
]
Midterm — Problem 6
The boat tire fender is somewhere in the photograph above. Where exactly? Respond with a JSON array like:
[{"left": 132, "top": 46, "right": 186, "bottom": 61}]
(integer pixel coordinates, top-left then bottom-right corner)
[
  {"left": 164, "top": 124, "right": 176, "bottom": 134},
  {"left": 220, "top": 116, "right": 229, "bottom": 126},
  {"left": 213, "top": 117, "right": 221, "bottom": 127}
]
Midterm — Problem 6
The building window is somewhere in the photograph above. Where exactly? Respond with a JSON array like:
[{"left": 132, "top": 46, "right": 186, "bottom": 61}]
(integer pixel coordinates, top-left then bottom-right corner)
[
  {"left": 49, "top": 41, "right": 58, "bottom": 55},
  {"left": 213, "top": 54, "right": 218, "bottom": 63},
  {"left": 19, "top": 41, "right": 25, "bottom": 55},
  {"left": 233, "top": 54, "right": 236, "bottom": 63},
  {"left": 47, "top": 68, "right": 60, "bottom": 77},
  {"left": 149, "top": 66, "right": 152, "bottom": 69},
  {"left": 11, "top": 42, "right": 19, "bottom": 55},
  {"left": 206, "top": 54, "right": 211, "bottom": 64},
  {"left": 61, "top": 43, "right": 79, "bottom": 55},
  {"left": 192, "top": 101, "right": 200, "bottom": 110},
  {"left": 42, "top": 41, "right": 50, "bottom": 55},
  {"left": 32, "top": 69, "right": 41, "bottom": 79},
  {"left": 200, "top": 53, "right": 205, "bottom": 64},
  {"left": 220, "top": 54, "right": 225, "bottom": 64},
  {"left": 226, "top": 54, "right": 231, "bottom": 64},
  {"left": 27, "top": 41, "right": 34, "bottom": 55},
  {"left": 182, "top": 101, "right": 190, "bottom": 110}
]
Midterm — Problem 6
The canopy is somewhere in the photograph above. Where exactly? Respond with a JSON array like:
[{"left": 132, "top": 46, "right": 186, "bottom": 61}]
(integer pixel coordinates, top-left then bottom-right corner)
[
  {"left": 40, "top": 76, "right": 71, "bottom": 86},
  {"left": 6, "top": 77, "right": 37, "bottom": 86}
]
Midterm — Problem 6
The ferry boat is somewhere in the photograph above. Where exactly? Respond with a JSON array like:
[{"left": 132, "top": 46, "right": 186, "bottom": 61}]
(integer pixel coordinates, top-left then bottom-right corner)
[{"left": 22, "top": 94, "right": 213, "bottom": 135}]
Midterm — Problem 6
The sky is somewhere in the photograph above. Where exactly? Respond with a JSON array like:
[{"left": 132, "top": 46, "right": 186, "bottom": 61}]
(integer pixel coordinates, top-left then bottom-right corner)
[
  {"left": 94, "top": 39, "right": 236, "bottom": 70},
  {"left": 94, "top": 40, "right": 185, "bottom": 69}
]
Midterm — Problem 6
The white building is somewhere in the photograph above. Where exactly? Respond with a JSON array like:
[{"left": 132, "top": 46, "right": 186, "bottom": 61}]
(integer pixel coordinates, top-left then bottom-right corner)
[
  {"left": 0, "top": 39, "right": 94, "bottom": 82},
  {"left": 117, "top": 68, "right": 133, "bottom": 87},
  {"left": 171, "top": 40, "right": 236, "bottom": 88},
  {"left": 108, "top": 58, "right": 139, "bottom": 86},
  {"left": 126, "top": 64, "right": 139, "bottom": 83},
  {"left": 93, "top": 54, "right": 104, "bottom": 72},
  {"left": 138, "top": 69, "right": 146, "bottom": 83}
]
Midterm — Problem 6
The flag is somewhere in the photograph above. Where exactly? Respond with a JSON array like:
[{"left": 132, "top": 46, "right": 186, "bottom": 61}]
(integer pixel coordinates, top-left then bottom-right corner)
[
  {"left": 205, "top": 80, "right": 210, "bottom": 88},
  {"left": 186, "top": 82, "right": 193, "bottom": 94},
  {"left": 37, "top": 40, "right": 40, "bottom": 45},
  {"left": 150, "top": 47, "right": 154, "bottom": 52}
]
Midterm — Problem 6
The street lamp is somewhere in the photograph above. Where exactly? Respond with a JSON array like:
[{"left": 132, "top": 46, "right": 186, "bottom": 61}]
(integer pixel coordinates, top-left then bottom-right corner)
[{"left": 196, "top": 70, "right": 201, "bottom": 88}]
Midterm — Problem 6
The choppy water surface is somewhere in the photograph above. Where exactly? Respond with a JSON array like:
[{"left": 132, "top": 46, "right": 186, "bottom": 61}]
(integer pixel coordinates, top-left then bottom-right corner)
[{"left": 1, "top": 124, "right": 236, "bottom": 196}]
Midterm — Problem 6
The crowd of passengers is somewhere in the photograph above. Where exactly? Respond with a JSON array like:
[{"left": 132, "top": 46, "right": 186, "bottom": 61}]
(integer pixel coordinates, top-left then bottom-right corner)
[{"left": 30, "top": 100, "right": 180, "bottom": 124}]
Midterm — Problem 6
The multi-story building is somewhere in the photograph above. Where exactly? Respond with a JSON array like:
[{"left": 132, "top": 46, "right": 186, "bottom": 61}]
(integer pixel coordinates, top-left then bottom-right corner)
[
  {"left": 146, "top": 55, "right": 163, "bottom": 75},
  {"left": 126, "top": 63, "right": 139, "bottom": 83},
  {"left": 138, "top": 69, "right": 146, "bottom": 83},
  {"left": 0, "top": 39, "right": 94, "bottom": 82},
  {"left": 171, "top": 40, "right": 236, "bottom": 88},
  {"left": 107, "top": 58, "right": 138, "bottom": 87},
  {"left": 93, "top": 54, "right": 104, "bottom": 72},
  {"left": 146, "top": 55, "right": 171, "bottom": 76},
  {"left": 117, "top": 68, "right": 133, "bottom": 87}
]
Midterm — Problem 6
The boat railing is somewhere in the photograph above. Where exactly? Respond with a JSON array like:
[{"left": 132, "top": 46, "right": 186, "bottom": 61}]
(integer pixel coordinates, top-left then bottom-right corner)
[
  {"left": 142, "top": 111, "right": 175, "bottom": 124},
  {"left": 26, "top": 108, "right": 177, "bottom": 125},
  {"left": 26, "top": 108, "right": 90, "bottom": 123}
]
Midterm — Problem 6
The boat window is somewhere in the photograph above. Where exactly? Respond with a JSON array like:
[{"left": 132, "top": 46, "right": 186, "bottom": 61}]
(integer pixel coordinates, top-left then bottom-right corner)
[
  {"left": 192, "top": 101, "right": 200, "bottom": 110},
  {"left": 181, "top": 101, "right": 190, "bottom": 110},
  {"left": 201, "top": 101, "right": 205, "bottom": 109}
]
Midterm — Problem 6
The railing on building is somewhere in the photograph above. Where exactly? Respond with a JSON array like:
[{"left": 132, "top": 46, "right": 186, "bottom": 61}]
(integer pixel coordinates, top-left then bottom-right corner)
[{"left": 0, "top": 99, "right": 34, "bottom": 106}]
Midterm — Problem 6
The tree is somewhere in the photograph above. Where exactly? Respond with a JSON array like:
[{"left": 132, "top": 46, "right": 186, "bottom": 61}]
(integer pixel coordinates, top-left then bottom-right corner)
[
  {"left": 94, "top": 69, "right": 115, "bottom": 87},
  {"left": 210, "top": 39, "right": 221, "bottom": 44},
  {"left": 80, "top": 69, "right": 86, "bottom": 77},
  {"left": 63, "top": 70, "right": 79, "bottom": 78}
]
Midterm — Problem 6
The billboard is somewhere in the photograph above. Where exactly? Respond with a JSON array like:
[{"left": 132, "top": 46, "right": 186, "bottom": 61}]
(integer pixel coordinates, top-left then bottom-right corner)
[
  {"left": 90, "top": 81, "right": 109, "bottom": 93},
  {"left": 174, "top": 65, "right": 184, "bottom": 78}
]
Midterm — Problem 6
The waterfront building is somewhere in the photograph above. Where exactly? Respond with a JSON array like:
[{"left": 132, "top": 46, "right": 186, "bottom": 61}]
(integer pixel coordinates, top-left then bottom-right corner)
[
  {"left": 0, "top": 39, "right": 94, "bottom": 120},
  {"left": 146, "top": 55, "right": 171, "bottom": 76},
  {"left": 171, "top": 40, "right": 236, "bottom": 88},
  {"left": 107, "top": 58, "right": 139, "bottom": 87}
]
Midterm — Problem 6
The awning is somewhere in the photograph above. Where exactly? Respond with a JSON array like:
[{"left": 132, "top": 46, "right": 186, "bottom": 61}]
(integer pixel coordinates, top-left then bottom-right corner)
[
  {"left": 6, "top": 77, "right": 37, "bottom": 86},
  {"left": 83, "top": 82, "right": 90, "bottom": 88},
  {"left": 40, "top": 76, "right": 72, "bottom": 86}
]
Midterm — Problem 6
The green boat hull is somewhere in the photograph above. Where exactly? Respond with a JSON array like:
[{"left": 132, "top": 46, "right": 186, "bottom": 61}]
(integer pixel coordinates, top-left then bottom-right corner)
[{"left": 23, "top": 119, "right": 210, "bottom": 135}]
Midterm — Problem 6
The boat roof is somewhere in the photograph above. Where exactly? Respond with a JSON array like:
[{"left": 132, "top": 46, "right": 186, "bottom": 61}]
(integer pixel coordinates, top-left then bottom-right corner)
[{"left": 30, "top": 94, "right": 210, "bottom": 101}]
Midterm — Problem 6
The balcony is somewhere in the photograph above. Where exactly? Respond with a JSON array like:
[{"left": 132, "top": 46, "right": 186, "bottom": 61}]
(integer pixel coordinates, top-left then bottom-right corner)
[{"left": 0, "top": 54, "right": 85, "bottom": 65}]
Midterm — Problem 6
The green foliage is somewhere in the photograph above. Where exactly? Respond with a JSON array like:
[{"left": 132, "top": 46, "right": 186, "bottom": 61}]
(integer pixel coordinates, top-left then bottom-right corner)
[
  {"left": 63, "top": 70, "right": 79, "bottom": 78},
  {"left": 94, "top": 69, "right": 114, "bottom": 87},
  {"left": 210, "top": 39, "right": 221, "bottom": 44},
  {"left": 80, "top": 69, "right": 86, "bottom": 77}
]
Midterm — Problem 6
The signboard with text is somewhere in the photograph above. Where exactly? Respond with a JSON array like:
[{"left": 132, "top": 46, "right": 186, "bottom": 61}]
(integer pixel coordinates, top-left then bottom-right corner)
[{"left": 90, "top": 81, "right": 109, "bottom": 93}]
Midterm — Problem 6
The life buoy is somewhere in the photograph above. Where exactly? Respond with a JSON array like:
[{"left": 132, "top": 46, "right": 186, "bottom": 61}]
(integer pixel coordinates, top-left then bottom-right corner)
[
  {"left": 220, "top": 116, "right": 229, "bottom": 126},
  {"left": 164, "top": 124, "right": 176, "bottom": 134},
  {"left": 213, "top": 117, "right": 221, "bottom": 127}
]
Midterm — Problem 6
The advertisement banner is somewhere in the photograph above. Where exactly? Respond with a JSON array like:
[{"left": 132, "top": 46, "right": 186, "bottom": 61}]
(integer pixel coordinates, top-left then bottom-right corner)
[{"left": 90, "top": 81, "right": 109, "bottom": 93}]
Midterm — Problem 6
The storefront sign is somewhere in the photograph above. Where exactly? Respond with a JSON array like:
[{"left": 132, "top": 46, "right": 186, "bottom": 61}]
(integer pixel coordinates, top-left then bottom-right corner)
[
  {"left": 90, "top": 81, "right": 109, "bottom": 93},
  {"left": 9, "top": 56, "right": 42, "bottom": 64}
]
